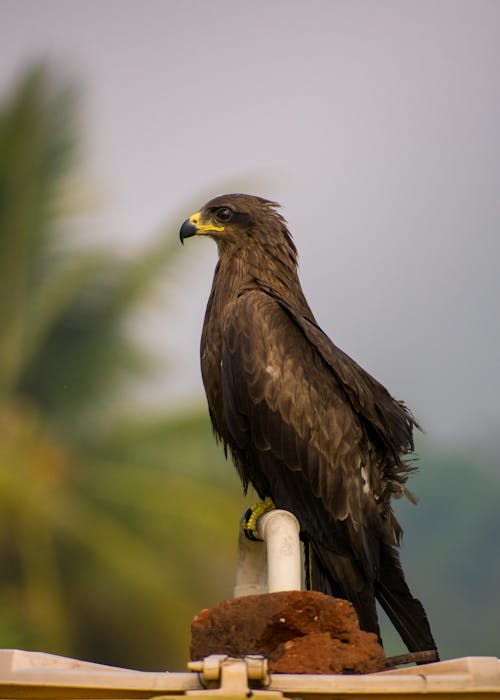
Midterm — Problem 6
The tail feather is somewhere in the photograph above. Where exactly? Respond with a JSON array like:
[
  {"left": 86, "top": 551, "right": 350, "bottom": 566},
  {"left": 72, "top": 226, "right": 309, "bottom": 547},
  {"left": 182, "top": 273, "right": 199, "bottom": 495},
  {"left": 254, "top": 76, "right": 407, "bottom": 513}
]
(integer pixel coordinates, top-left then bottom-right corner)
[
  {"left": 306, "top": 540, "right": 438, "bottom": 659},
  {"left": 307, "top": 541, "right": 381, "bottom": 641},
  {"left": 375, "top": 544, "right": 439, "bottom": 659}
]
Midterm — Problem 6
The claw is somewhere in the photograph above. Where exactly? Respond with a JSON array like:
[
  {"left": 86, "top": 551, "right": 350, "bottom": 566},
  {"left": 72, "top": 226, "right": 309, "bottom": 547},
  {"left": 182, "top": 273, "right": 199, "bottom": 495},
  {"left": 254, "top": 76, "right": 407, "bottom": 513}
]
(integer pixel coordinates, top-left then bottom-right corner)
[{"left": 242, "top": 497, "right": 275, "bottom": 540}]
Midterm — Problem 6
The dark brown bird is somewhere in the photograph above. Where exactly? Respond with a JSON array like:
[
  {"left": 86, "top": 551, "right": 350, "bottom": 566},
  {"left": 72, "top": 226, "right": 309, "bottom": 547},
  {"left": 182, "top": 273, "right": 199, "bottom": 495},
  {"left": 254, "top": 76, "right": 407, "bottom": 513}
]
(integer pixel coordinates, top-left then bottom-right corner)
[{"left": 180, "top": 193, "right": 438, "bottom": 657}]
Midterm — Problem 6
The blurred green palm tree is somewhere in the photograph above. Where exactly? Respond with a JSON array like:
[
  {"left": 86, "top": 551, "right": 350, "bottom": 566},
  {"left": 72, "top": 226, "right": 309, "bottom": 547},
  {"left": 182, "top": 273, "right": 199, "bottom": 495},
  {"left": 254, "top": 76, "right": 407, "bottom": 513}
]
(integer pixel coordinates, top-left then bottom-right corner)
[{"left": 0, "top": 66, "right": 246, "bottom": 670}]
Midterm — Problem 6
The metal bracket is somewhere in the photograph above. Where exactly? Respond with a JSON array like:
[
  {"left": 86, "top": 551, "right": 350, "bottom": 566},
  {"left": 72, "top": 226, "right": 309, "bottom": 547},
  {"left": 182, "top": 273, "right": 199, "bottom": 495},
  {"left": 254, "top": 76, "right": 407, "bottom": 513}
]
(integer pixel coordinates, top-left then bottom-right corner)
[{"left": 164, "top": 655, "right": 284, "bottom": 699}]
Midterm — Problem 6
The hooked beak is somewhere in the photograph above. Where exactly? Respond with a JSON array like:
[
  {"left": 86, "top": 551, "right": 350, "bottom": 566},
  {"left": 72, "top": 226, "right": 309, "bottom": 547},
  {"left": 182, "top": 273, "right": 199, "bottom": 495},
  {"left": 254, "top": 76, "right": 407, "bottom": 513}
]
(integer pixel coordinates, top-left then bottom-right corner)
[
  {"left": 179, "top": 218, "right": 197, "bottom": 244},
  {"left": 179, "top": 211, "right": 225, "bottom": 244}
]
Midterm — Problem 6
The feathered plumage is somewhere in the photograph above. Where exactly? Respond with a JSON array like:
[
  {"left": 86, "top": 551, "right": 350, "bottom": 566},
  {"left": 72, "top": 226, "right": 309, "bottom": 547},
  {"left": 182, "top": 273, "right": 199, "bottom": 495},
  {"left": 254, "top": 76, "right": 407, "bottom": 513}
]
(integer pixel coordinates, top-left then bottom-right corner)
[{"left": 180, "top": 193, "right": 438, "bottom": 656}]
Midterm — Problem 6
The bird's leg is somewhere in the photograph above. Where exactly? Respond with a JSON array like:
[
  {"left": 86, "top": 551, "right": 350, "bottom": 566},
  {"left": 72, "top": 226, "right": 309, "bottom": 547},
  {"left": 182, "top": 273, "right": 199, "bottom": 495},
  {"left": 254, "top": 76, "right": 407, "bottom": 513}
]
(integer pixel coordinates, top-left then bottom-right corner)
[{"left": 243, "top": 496, "right": 275, "bottom": 540}]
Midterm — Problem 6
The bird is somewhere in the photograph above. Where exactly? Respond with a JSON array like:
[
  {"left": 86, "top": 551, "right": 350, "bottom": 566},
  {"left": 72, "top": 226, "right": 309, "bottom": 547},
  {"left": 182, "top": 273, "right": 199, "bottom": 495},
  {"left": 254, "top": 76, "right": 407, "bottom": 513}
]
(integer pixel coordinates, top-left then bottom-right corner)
[{"left": 180, "top": 193, "right": 438, "bottom": 658}]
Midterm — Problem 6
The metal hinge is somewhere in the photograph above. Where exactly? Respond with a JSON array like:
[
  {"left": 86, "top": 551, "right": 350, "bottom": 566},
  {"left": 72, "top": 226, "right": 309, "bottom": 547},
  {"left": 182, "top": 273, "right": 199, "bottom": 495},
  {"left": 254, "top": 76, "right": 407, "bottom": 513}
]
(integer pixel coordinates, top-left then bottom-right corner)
[{"left": 153, "top": 655, "right": 283, "bottom": 700}]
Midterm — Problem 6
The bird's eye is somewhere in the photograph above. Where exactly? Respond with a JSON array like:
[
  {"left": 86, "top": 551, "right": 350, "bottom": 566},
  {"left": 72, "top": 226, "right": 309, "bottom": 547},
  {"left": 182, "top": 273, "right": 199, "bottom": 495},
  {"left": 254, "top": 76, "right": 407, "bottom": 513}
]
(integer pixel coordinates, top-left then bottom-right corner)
[{"left": 215, "top": 207, "right": 233, "bottom": 223}]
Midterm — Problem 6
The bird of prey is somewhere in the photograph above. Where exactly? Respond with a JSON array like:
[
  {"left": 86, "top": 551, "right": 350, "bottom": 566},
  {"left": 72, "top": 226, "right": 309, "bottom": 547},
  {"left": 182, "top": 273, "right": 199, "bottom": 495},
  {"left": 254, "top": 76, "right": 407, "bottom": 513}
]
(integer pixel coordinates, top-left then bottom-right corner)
[{"left": 180, "top": 193, "right": 438, "bottom": 657}]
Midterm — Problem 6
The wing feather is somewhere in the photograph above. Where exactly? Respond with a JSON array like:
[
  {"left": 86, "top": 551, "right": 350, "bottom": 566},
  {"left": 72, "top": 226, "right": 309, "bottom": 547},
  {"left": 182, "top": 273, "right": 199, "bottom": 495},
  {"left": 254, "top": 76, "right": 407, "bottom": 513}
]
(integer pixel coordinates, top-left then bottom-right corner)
[{"left": 220, "top": 290, "right": 385, "bottom": 573}]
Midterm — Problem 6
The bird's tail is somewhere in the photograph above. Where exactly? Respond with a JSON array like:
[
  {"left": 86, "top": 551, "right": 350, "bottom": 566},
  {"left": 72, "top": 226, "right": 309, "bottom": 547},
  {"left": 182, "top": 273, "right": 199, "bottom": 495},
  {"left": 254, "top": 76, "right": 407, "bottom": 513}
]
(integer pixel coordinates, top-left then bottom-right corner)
[
  {"left": 374, "top": 544, "right": 439, "bottom": 659},
  {"left": 306, "top": 541, "right": 381, "bottom": 640},
  {"left": 306, "top": 540, "right": 439, "bottom": 660}
]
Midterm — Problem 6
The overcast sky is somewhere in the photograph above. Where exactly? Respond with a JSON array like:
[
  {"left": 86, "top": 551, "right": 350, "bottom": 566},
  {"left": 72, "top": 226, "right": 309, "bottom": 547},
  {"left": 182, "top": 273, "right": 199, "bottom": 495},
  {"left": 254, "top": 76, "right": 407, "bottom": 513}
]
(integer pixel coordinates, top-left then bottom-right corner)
[{"left": 2, "top": 0, "right": 500, "bottom": 446}]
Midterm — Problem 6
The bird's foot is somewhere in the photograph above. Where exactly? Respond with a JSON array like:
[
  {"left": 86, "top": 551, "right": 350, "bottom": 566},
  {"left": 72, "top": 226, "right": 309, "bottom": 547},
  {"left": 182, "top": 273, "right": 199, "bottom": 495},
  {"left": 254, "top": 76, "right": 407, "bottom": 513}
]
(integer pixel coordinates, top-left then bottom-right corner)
[{"left": 243, "top": 497, "right": 275, "bottom": 540}]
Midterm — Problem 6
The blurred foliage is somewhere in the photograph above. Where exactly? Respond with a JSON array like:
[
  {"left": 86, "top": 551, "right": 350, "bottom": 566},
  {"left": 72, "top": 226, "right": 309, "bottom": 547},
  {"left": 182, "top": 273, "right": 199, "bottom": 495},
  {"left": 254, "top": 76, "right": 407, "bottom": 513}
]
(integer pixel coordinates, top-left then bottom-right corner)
[
  {"left": 0, "top": 65, "right": 247, "bottom": 670},
  {"left": 0, "top": 65, "right": 498, "bottom": 673}
]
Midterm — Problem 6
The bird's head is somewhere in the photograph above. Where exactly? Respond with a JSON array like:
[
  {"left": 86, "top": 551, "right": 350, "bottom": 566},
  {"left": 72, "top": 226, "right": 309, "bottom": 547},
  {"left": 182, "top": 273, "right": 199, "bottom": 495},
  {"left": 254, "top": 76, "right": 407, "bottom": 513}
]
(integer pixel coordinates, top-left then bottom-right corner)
[{"left": 179, "top": 193, "right": 296, "bottom": 257}]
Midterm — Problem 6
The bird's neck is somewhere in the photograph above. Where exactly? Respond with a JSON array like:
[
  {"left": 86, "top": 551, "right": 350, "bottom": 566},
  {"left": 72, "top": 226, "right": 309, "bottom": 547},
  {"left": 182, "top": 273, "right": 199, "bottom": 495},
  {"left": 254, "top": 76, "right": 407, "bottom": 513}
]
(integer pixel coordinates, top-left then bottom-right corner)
[{"left": 207, "top": 241, "right": 313, "bottom": 321}]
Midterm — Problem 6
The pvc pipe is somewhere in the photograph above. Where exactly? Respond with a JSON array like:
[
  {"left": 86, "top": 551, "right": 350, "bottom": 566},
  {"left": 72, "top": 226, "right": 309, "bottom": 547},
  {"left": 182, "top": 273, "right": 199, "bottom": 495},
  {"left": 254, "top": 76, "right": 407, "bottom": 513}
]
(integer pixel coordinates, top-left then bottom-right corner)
[
  {"left": 233, "top": 509, "right": 301, "bottom": 597},
  {"left": 258, "top": 509, "right": 302, "bottom": 593}
]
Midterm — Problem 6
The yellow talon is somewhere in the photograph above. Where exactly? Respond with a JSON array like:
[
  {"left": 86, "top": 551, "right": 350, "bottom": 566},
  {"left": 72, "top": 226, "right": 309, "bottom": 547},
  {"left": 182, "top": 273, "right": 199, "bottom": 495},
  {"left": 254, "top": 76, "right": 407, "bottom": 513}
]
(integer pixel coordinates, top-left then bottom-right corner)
[{"left": 243, "top": 497, "right": 275, "bottom": 540}]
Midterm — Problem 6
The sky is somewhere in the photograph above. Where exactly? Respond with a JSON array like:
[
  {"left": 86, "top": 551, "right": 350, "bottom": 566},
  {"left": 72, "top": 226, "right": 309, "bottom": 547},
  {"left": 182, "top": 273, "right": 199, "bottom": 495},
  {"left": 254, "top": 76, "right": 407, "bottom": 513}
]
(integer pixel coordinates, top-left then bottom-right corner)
[{"left": 1, "top": 0, "right": 500, "bottom": 446}]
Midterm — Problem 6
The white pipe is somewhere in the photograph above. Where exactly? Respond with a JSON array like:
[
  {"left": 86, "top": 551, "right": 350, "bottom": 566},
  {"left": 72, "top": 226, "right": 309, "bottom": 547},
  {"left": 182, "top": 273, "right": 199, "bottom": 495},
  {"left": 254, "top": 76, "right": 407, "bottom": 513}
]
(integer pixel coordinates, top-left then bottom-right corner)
[
  {"left": 258, "top": 509, "right": 302, "bottom": 593},
  {"left": 233, "top": 509, "right": 301, "bottom": 597}
]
